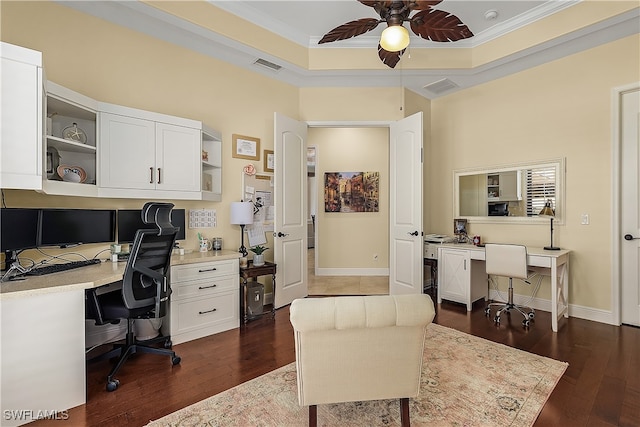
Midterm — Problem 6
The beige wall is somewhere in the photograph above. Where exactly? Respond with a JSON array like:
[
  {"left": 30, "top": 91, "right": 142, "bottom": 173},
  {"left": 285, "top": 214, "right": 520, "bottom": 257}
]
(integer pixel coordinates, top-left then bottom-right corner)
[
  {"left": 308, "top": 127, "right": 389, "bottom": 270},
  {"left": 430, "top": 34, "right": 640, "bottom": 310},
  {"left": 2, "top": 1, "right": 639, "bottom": 314},
  {"left": 0, "top": 1, "right": 299, "bottom": 260}
]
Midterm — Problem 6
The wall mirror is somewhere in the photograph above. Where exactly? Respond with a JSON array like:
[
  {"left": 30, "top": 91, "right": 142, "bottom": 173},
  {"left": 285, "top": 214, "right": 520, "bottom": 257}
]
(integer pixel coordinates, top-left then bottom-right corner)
[{"left": 454, "top": 158, "right": 565, "bottom": 224}]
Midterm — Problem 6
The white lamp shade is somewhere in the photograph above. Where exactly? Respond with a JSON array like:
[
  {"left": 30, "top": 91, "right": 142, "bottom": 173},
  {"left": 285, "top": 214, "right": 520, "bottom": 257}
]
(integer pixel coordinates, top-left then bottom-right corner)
[
  {"left": 230, "top": 201, "right": 254, "bottom": 225},
  {"left": 380, "top": 25, "right": 410, "bottom": 52}
]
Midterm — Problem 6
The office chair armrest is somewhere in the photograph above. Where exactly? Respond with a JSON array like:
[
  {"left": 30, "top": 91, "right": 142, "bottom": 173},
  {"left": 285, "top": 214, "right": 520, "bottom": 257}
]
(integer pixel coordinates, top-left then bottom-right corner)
[{"left": 133, "top": 265, "right": 165, "bottom": 282}]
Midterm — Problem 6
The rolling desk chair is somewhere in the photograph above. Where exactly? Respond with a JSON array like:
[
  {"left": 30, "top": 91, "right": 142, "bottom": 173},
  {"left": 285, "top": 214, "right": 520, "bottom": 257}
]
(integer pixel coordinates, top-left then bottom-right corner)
[
  {"left": 86, "top": 202, "right": 181, "bottom": 391},
  {"left": 484, "top": 243, "right": 535, "bottom": 328}
]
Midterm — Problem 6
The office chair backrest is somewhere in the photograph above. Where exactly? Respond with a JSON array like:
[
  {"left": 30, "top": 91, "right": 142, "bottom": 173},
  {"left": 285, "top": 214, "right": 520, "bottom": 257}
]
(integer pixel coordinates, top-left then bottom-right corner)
[
  {"left": 122, "top": 202, "right": 178, "bottom": 314},
  {"left": 485, "top": 243, "right": 528, "bottom": 279}
]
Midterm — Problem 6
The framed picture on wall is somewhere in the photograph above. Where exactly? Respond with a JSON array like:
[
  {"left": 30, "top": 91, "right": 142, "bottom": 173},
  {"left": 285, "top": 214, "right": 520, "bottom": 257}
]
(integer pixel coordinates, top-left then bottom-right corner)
[
  {"left": 232, "top": 134, "right": 260, "bottom": 160},
  {"left": 264, "top": 150, "right": 274, "bottom": 172}
]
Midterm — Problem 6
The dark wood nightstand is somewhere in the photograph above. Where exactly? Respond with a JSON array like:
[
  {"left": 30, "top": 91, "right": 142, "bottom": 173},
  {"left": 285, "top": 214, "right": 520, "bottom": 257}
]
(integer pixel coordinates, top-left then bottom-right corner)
[{"left": 239, "top": 261, "right": 276, "bottom": 324}]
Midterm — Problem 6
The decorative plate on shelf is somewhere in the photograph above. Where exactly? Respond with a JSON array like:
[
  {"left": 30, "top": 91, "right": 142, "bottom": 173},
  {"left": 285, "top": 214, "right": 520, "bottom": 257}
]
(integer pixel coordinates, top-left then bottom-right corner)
[
  {"left": 62, "top": 122, "right": 87, "bottom": 144},
  {"left": 57, "top": 165, "right": 87, "bottom": 183}
]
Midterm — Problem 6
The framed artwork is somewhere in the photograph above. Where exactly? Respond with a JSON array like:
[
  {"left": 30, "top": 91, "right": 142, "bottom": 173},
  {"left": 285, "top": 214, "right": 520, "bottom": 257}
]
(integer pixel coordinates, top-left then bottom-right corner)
[
  {"left": 324, "top": 171, "right": 379, "bottom": 213},
  {"left": 264, "top": 150, "right": 274, "bottom": 172},
  {"left": 232, "top": 134, "right": 260, "bottom": 160},
  {"left": 454, "top": 218, "right": 468, "bottom": 235}
]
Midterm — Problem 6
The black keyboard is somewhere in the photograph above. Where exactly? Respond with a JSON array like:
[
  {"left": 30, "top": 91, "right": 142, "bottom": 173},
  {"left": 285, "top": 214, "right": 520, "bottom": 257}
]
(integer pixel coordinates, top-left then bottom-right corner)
[{"left": 25, "top": 259, "right": 102, "bottom": 276}]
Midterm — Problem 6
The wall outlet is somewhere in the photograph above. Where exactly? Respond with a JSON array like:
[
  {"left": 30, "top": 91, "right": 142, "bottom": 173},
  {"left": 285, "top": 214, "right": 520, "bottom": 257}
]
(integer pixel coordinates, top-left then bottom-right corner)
[
  {"left": 373, "top": 254, "right": 378, "bottom": 261},
  {"left": 581, "top": 213, "right": 590, "bottom": 225}
]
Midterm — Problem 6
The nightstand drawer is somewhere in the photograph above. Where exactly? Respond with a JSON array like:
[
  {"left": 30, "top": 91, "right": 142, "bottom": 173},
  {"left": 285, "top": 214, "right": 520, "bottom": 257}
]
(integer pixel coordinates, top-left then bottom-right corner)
[
  {"left": 171, "top": 259, "right": 238, "bottom": 282},
  {"left": 171, "top": 275, "right": 236, "bottom": 299}
]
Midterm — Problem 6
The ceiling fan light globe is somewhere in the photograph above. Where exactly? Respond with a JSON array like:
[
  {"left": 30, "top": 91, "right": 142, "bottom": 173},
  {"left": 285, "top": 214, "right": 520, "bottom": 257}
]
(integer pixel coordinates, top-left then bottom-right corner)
[{"left": 380, "top": 25, "right": 410, "bottom": 52}]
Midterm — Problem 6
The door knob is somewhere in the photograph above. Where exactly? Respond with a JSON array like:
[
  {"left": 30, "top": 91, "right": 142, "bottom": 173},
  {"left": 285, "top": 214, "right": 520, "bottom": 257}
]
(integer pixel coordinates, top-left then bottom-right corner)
[
  {"left": 624, "top": 234, "right": 639, "bottom": 240},
  {"left": 408, "top": 231, "right": 419, "bottom": 236},
  {"left": 275, "top": 232, "right": 289, "bottom": 238}
]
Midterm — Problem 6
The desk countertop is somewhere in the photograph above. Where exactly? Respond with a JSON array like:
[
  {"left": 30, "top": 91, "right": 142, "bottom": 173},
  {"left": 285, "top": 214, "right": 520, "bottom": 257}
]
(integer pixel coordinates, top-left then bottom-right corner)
[
  {"left": 436, "top": 243, "right": 571, "bottom": 258},
  {"left": 0, "top": 250, "right": 240, "bottom": 299}
]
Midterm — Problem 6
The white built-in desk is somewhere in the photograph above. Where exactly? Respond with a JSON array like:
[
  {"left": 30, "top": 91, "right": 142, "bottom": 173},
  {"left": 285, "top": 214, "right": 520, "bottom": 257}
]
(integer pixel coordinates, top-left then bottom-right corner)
[
  {"left": 436, "top": 244, "right": 570, "bottom": 333},
  {"left": 0, "top": 250, "right": 239, "bottom": 427}
]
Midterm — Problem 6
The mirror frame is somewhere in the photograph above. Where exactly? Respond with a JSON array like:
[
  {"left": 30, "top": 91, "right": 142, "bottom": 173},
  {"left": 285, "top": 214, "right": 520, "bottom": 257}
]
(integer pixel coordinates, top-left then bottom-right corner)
[{"left": 453, "top": 158, "right": 565, "bottom": 224}]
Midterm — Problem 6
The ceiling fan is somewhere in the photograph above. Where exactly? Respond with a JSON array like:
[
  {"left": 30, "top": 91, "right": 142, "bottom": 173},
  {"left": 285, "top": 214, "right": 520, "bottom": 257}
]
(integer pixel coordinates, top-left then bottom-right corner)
[{"left": 319, "top": 0, "right": 474, "bottom": 68}]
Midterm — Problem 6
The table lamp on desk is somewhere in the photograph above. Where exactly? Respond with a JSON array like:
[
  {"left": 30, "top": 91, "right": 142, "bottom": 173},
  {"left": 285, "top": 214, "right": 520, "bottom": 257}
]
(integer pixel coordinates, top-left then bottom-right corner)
[
  {"left": 230, "top": 201, "right": 254, "bottom": 257},
  {"left": 539, "top": 199, "right": 560, "bottom": 250}
]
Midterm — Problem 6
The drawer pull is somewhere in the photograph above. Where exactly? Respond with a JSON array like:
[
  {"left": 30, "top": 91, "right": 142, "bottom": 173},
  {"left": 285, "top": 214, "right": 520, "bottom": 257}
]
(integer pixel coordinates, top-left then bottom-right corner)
[
  {"left": 198, "top": 267, "right": 218, "bottom": 273},
  {"left": 198, "top": 308, "right": 217, "bottom": 315},
  {"left": 198, "top": 284, "right": 217, "bottom": 290}
]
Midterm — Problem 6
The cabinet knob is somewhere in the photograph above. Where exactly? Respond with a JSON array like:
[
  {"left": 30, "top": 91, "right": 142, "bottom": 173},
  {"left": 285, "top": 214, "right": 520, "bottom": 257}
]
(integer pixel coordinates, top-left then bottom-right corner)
[
  {"left": 149, "top": 167, "right": 154, "bottom": 184},
  {"left": 157, "top": 168, "right": 161, "bottom": 184}
]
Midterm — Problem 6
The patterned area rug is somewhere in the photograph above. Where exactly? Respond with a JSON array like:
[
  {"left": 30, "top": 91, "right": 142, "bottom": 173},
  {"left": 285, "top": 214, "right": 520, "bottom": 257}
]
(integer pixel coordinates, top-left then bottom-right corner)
[{"left": 146, "top": 324, "right": 567, "bottom": 427}]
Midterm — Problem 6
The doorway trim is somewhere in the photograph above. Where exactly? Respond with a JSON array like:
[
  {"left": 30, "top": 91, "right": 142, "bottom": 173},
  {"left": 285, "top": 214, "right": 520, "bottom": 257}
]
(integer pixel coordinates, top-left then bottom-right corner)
[{"left": 611, "top": 81, "right": 640, "bottom": 326}]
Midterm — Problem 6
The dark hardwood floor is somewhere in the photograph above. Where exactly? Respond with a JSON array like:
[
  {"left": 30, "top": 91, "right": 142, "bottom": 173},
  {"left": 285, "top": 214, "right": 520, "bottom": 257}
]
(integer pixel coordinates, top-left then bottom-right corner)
[{"left": 32, "top": 296, "right": 639, "bottom": 427}]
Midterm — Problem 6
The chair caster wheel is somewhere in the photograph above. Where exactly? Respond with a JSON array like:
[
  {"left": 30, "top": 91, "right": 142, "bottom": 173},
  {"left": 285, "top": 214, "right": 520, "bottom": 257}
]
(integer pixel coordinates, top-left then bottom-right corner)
[
  {"left": 106, "top": 379, "right": 119, "bottom": 392},
  {"left": 494, "top": 316, "right": 500, "bottom": 324},
  {"left": 523, "top": 320, "right": 530, "bottom": 328},
  {"left": 484, "top": 307, "right": 491, "bottom": 316},
  {"left": 172, "top": 356, "right": 181, "bottom": 365},
  {"left": 528, "top": 312, "right": 535, "bottom": 319},
  {"left": 164, "top": 339, "right": 172, "bottom": 349}
]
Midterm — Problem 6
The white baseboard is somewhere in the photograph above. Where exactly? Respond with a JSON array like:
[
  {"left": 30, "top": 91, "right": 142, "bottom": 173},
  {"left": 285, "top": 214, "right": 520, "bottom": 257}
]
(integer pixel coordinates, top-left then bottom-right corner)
[
  {"left": 488, "top": 290, "right": 617, "bottom": 326},
  {"left": 315, "top": 268, "right": 389, "bottom": 276}
]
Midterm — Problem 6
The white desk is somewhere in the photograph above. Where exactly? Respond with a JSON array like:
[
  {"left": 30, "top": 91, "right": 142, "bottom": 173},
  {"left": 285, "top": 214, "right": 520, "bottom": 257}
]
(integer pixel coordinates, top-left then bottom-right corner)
[
  {"left": 0, "top": 251, "right": 239, "bottom": 427},
  {"left": 436, "top": 244, "right": 570, "bottom": 332}
]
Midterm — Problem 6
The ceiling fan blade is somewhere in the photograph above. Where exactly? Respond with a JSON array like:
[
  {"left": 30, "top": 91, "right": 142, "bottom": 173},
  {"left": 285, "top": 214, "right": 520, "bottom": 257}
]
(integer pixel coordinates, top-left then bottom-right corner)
[
  {"left": 319, "top": 18, "right": 382, "bottom": 44},
  {"left": 378, "top": 45, "right": 405, "bottom": 68},
  {"left": 410, "top": 9, "right": 474, "bottom": 42},
  {"left": 359, "top": 1, "right": 395, "bottom": 9},
  {"left": 404, "top": 0, "right": 442, "bottom": 11}
]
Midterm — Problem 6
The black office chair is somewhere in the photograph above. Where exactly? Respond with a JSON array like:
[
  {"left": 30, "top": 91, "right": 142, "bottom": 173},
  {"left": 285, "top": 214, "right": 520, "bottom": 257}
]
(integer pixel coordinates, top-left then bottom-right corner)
[{"left": 86, "top": 202, "right": 181, "bottom": 391}]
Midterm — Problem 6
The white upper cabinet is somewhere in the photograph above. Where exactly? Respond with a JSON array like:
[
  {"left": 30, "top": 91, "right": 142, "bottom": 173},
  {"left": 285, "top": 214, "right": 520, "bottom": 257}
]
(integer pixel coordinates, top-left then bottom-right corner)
[
  {"left": 201, "top": 125, "right": 222, "bottom": 201},
  {"left": 0, "top": 42, "right": 43, "bottom": 190},
  {"left": 43, "top": 82, "right": 99, "bottom": 197},
  {"left": 487, "top": 171, "right": 522, "bottom": 202},
  {"left": 98, "top": 104, "right": 201, "bottom": 200}
]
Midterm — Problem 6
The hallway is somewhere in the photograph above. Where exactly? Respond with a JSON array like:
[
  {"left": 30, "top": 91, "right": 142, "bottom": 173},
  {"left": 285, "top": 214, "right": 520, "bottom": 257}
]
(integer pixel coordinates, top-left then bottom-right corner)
[{"left": 306, "top": 249, "right": 389, "bottom": 296}]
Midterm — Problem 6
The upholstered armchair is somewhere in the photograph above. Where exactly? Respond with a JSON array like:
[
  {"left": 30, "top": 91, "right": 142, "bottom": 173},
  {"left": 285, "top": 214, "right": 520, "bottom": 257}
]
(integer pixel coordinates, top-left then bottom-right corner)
[{"left": 289, "top": 294, "right": 435, "bottom": 427}]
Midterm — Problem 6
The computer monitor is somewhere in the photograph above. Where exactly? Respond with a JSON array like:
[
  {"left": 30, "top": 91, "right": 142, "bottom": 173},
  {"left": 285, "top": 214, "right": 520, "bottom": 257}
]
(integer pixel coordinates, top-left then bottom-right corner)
[
  {"left": 1, "top": 208, "right": 41, "bottom": 270},
  {"left": 117, "top": 209, "right": 185, "bottom": 244},
  {"left": 39, "top": 209, "right": 116, "bottom": 247}
]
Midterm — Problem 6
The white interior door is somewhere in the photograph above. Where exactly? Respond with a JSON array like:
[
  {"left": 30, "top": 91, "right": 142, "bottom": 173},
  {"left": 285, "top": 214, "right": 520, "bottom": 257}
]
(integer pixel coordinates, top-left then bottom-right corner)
[
  {"left": 621, "top": 88, "right": 640, "bottom": 326},
  {"left": 389, "top": 112, "right": 423, "bottom": 294},
  {"left": 273, "top": 112, "right": 308, "bottom": 308}
]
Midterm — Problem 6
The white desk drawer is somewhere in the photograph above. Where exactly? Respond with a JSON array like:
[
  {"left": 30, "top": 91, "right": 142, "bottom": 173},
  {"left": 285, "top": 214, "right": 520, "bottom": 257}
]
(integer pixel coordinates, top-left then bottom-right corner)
[
  {"left": 172, "top": 275, "right": 236, "bottom": 299},
  {"left": 171, "top": 259, "right": 238, "bottom": 282},
  {"left": 171, "top": 291, "right": 237, "bottom": 336}
]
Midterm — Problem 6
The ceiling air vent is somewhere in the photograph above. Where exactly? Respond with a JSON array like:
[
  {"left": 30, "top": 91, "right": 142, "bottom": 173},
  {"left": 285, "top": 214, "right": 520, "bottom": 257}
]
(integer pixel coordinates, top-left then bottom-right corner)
[
  {"left": 423, "top": 78, "right": 458, "bottom": 95},
  {"left": 254, "top": 58, "right": 282, "bottom": 72}
]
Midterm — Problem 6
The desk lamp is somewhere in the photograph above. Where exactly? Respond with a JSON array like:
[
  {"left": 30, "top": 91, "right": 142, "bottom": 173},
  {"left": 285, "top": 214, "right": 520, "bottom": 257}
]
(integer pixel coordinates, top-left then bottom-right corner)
[
  {"left": 230, "top": 201, "right": 254, "bottom": 257},
  {"left": 539, "top": 199, "right": 560, "bottom": 250}
]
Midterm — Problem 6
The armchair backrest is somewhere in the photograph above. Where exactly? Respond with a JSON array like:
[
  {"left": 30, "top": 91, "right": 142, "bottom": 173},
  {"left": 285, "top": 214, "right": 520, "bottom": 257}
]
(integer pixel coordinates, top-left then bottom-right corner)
[
  {"left": 289, "top": 294, "right": 435, "bottom": 406},
  {"left": 122, "top": 202, "right": 178, "bottom": 316}
]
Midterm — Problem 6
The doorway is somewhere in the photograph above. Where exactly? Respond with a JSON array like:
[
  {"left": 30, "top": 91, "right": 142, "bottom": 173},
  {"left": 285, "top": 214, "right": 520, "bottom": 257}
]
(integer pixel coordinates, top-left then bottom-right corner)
[
  {"left": 305, "top": 126, "right": 391, "bottom": 296},
  {"left": 616, "top": 84, "right": 640, "bottom": 326}
]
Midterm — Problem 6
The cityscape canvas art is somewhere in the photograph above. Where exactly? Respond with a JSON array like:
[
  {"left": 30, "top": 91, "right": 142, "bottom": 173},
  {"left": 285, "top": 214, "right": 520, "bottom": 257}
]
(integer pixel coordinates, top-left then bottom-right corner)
[{"left": 324, "top": 171, "right": 379, "bottom": 213}]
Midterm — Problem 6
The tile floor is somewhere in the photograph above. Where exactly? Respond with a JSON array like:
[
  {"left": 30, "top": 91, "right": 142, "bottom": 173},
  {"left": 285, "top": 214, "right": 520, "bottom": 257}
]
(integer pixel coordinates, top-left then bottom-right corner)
[{"left": 306, "top": 249, "right": 389, "bottom": 296}]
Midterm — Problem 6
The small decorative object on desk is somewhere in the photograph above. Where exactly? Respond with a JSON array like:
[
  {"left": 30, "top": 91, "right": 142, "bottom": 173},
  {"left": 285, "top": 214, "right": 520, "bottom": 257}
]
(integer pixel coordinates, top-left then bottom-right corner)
[
  {"left": 62, "top": 122, "right": 87, "bottom": 144},
  {"left": 250, "top": 245, "right": 268, "bottom": 266},
  {"left": 202, "top": 150, "right": 209, "bottom": 161}
]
